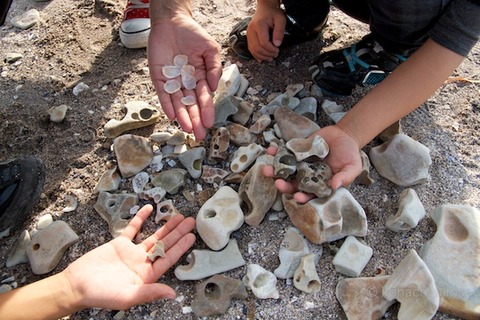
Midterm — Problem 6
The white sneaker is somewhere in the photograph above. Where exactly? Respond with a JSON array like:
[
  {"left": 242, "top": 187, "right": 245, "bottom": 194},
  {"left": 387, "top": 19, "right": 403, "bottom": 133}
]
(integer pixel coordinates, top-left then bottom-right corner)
[{"left": 119, "top": 0, "right": 150, "bottom": 49}]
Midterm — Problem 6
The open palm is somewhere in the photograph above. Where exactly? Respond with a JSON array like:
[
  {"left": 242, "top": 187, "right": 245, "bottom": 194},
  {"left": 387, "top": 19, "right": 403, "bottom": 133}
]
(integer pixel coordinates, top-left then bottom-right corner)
[
  {"left": 62, "top": 205, "right": 196, "bottom": 310},
  {"left": 148, "top": 15, "right": 222, "bottom": 140}
]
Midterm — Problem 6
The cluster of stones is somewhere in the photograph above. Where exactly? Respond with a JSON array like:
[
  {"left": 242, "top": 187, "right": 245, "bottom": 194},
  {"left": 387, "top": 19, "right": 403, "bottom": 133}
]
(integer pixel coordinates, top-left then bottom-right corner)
[{"left": 5, "top": 61, "right": 479, "bottom": 319}]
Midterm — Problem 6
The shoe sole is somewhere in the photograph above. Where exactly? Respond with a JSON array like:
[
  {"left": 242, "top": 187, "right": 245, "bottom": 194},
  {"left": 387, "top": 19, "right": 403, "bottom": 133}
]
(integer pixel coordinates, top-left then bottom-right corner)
[{"left": 119, "top": 28, "right": 150, "bottom": 49}]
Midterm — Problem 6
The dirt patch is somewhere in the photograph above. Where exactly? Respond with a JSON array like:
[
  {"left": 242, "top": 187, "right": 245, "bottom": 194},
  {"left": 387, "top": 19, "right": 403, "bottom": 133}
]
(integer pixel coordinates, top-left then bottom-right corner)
[{"left": 1, "top": 0, "right": 479, "bottom": 319}]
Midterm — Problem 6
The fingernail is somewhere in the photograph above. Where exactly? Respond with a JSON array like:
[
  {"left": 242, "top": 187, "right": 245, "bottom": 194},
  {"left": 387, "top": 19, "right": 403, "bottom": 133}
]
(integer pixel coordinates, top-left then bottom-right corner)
[{"left": 273, "top": 40, "right": 282, "bottom": 47}]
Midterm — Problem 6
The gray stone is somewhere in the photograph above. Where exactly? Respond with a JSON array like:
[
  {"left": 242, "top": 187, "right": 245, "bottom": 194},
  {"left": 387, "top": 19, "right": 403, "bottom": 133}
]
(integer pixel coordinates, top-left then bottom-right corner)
[
  {"left": 104, "top": 101, "right": 160, "bottom": 138},
  {"left": 94, "top": 191, "right": 139, "bottom": 238}
]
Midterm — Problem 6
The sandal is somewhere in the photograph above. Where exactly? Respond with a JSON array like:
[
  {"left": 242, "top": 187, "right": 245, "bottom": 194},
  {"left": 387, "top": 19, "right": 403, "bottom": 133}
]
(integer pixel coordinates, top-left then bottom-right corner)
[
  {"left": 309, "top": 34, "right": 408, "bottom": 96},
  {"left": 0, "top": 156, "right": 45, "bottom": 238},
  {"left": 228, "top": 14, "right": 327, "bottom": 60}
]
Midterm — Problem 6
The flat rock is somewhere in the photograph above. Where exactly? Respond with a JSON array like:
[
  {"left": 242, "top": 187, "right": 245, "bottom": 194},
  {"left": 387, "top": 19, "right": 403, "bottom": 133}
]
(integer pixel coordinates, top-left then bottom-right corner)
[
  {"left": 274, "top": 106, "right": 320, "bottom": 141},
  {"left": 11, "top": 9, "right": 40, "bottom": 29},
  {"left": 104, "top": 101, "right": 160, "bottom": 138},
  {"left": 27, "top": 221, "right": 79, "bottom": 275},
  {"left": 114, "top": 134, "right": 153, "bottom": 178},
  {"left": 94, "top": 191, "right": 139, "bottom": 238}
]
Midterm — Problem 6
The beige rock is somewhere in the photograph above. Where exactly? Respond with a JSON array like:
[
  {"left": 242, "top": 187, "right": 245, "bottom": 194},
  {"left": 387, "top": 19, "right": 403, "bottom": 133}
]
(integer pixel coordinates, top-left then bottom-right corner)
[
  {"left": 336, "top": 276, "right": 395, "bottom": 320},
  {"left": 249, "top": 114, "right": 271, "bottom": 134},
  {"left": 332, "top": 236, "right": 373, "bottom": 277},
  {"left": 353, "top": 150, "right": 375, "bottom": 185},
  {"left": 274, "top": 106, "right": 320, "bottom": 141},
  {"left": 232, "top": 100, "right": 253, "bottom": 125},
  {"left": 178, "top": 147, "right": 206, "bottom": 179},
  {"left": 294, "top": 253, "right": 321, "bottom": 294},
  {"left": 420, "top": 205, "right": 480, "bottom": 319},
  {"left": 294, "top": 97, "right": 317, "bottom": 121},
  {"left": 226, "top": 123, "right": 257, "bottom": 146},
  {"left": 6, "top": 230, "right": 30, "bottom": 267},
  {"left": 216, "top": 64, "right": 241, "bottom": 97},
  {"left": 155, "top": 199, "right": 180, "bottom": 223},
  {"left": 197, "top": 186, "right": 244, "bottom": 250},
  {"left": 243, "top": 264, "right": 279, "bottom": 299},
  {"left": 95, "top": 166, "right": 122, "bottom": 193},
  {"left": 48, "top": 105, "right": 68, "bottom": 123},
  {"left": 27, "top": 221, "right": 79, "bottom": 275},
  {"left": 191, "top": 275, "right": 248, "bottom": 317},
  {"left": 238, "top": 163, "right": 277, "bottom": 227},
  {"left": 94, "top": 191, "right": 139, "bottom": 237},
  {"left": 230, "top": 143, "right": 264, "bottom": 173},
  {"left": 208, "top": 127, "right": 230, "bottom": 164},
  {"left": 369, "top": 134, "right": 431, "bottom": 186},
  {"left": 274, "top": 227, "right": 310, "bottom": 279},
  {"left": 296, "top": 161, "right": 332, "bottom": 198},
  {"left": 283, "top": 188, "right": 367, "bottom": 244},
  {"left": 114, "top": 134, "right": 153, "bottom": 178},
  {"left": 272, "top": 146, "right": 297, "bottom": 179},
  {"left": 104, "top": 101, "right": 160, "bottom": 138},
  {"left": 383, "top": 250, "right": 439, "bottom": 320},
  {"left": 214, "top": 94, "right": 241, "bottom": 127},
  {"left": 201, "top": 166, "right": 230, "bottom": 184},
  {"left": 151, "top": 168, "right": 187, "bottom": 194},
  {"left": 386, "top": 188, "right": 425, "bottom": 232},
  {"left": 286, "top": 135, "right": 329, "bottom": 162},
  {"left": 174, "top": 239, "right": 245, "bottom": 280}
]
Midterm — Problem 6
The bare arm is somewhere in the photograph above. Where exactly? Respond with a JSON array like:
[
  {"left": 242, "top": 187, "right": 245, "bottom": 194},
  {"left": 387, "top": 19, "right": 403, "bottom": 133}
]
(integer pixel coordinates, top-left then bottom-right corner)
[
  {"left": 148, "top": 0, "right": 222, "bottom": 140},
  {"left": 0, "top": 205, "right": 196, "bottom": 320}
]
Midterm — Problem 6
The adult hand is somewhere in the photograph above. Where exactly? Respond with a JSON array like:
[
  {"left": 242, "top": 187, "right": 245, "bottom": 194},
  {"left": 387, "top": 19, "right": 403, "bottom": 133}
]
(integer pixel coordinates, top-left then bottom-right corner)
[
  {"left": 263, "top": 125, "right": 362, "bottom": 203},
  {"left": 61, "top": 204, "right": 196, "bottom": 311},
  {"left": 148, "top": 15, "right": 222, "bottom": 140},
  {"left": 247, "top": 0, "right": 286, "bottom": 61}
]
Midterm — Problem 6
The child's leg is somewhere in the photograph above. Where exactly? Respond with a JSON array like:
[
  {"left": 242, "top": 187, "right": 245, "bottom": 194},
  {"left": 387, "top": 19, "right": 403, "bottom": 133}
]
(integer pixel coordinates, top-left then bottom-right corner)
[{"left": 281, "top": 0, "right": 330, "bottom": 31}]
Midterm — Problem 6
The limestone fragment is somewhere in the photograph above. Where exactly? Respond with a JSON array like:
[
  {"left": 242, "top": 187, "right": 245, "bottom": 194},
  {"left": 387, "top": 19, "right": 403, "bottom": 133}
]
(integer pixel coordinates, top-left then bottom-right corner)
[
  {"left": 155, "top": 199, "right": 180, "bottom": 223},
  {"left": 94, "top": 191, "right": 139, "bottom": 237},
  {"left": 386, "top": 188, "right": 425, "bottom": 232},
  {"left": 11, "top": 9, "right": 40, "bottom": 29},
  {"left": 294, "top": 253, "right": 321, "bottom": 294},
  {"left": 238, "top": 163, "right": 277, "bottom": 227},
  {"left": 191, "top": 275, "right": 248, "bottom": 317},
  {"left": 174, "top": 239, "right": 245, "bottom": 280},
  {"left": 274, "top": 227, "right": 310, "bottom": 279},
  {"left": 286, "top": 135, "right": 329, "bottom": 162},
  {"left": 332, "top": 236, "right": 373, "bottom": 277},
  {"left": 382, "top": 250, "right": 439, "bottom": 320},
  {"left": 283, "top": 188, "right": 367, "bottom": 244},
  {"left": 242, "top": 264, "right": 279, "bottom": 299},
  {"left": 104, "top": 101, "right": 160, "bottom": 138},
  {"left": 151, "top": 168, "right": 187, "bottom": 194},
  {"left": 230, "top": 143, "right": 264, "bottom": 173},
  {"left": 296, "top": 161, "right": 332, "bottom": 198},
  {"left": 147, "top": 240, "right": 165, "bottom": 262},
  {"left": 208, "top": 127, "right": 230, "bottom": 164},
  {"left": 226, "top": 123, "right": 257, "bottom": 146},
  {"left": 369, "top": 134, "right": 432, "bottom": 186},
  {"left": 196, "top": 186, "right": 244, "bottom": 251},
  {"left": 294, "top": 97, "right": 317, "bottom": 121},
  {"left": 274, "top": 106, "right": 320, "bottom": 141},
  {"left": 353, "top": 150, "right": 375, "bottom": 185},
  {"left": 132, "top": 172, "right": 150, "bottom": 193},
  {"left": 48, "top": 105, "right": 68, "bottom": 123},
  {"left": 95, "top": 166, "right": 122, "bottom": 192},
  {"left": 232, "top": 100, "right": 253, "bottom": 125},
  {"left": 178, "top": 147, "right": 206, "bottom": 179},
  {"left": 214, "top": 95, "right": 241, "bottom": 127},
  {"left": 272, "top": 146, "right": 297, "bottom": 179},
  {"left": 114, "top": 134, "right": 153, "bottom": 178},
  {"left": 6, "top": 230, "right": 30, "bottom": 267},
  {"left": 420, "top": 205, "right": 480, "bottom": 319},
  {"left": 336, "top": 276, "right": 395, "bottom": 320},
  {"left": 216, "top": 64, "right": 241, "bottom": 96},
  {"left": 27, "top": 221, "right": 79, "bottom": 275}
]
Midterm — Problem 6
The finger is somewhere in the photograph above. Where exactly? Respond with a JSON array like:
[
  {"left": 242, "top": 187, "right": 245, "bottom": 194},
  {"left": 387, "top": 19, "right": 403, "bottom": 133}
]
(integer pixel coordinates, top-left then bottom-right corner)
[
  {"left": 181, "top": 88, "right": 207, "bottom": 140},
  {"left": 171, "top": 91, "right": 194, "bottom": 133},
  {"left": 263, "top": 165, "right": 275, "bottom": 178},
  {"left": 153, "top": 233, "right": 196, "bottom": 276},
  {"left": 274, "top": 179, "right": 298, "bottom": 194},
  {"left": 257, "top": 25, "right": 279, "bottom": 55},
  {"left": 121, "top": 204, "right": 154, "bottom": 240},
  {"left": 293, "top": 192, "right": 316, "bottom": 204},
  {"left": 133, "top": 283, "right": 177, "bottom": 304},
  {"left": 204, "top": 45, "right": 222, "bottom": 92},
  {"left": 271, "top": 19, "right": 286, "bottom": 47},
  {"left": 153, "top": 81, "right": 176, "bottom": 121},
  {"left": 158, "top": 217, "right": 196, "bottom": 252},
  {"left": 141, "top": 213, "right": 186, "bottom": 250},
  {"left": 266, "top": 146, "right": 278, "bottom": 156},
  {"left": 196, "top": 79, "right": 215, "bottom": 130}
]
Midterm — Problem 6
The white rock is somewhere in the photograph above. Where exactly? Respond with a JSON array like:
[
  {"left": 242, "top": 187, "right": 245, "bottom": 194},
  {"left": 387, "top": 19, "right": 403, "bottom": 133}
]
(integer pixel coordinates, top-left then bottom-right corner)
[
  {"left": 274, "top": 227, "right": 310, "bottom": 279},
  {"left": 386, "top": 188, "right": 425, "bottom": 232},
  {"left": 332, "top": 236, "right": 373, "bottom": 277},
  {"left": 196, "top": 186, "right": 244, "bottom": 250},
  {"left": 243, "top": 264, "right": 279, "bottom": 299}
]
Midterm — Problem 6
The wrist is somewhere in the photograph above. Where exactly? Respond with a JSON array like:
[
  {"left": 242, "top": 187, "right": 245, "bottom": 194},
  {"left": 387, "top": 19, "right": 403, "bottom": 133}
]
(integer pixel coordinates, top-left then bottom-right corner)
[
  {"left": 150, "top": 0, "right": 192, "bottom": 21},
  {"left": 56, "top": 270, "right": 85, "bottom": 313}
]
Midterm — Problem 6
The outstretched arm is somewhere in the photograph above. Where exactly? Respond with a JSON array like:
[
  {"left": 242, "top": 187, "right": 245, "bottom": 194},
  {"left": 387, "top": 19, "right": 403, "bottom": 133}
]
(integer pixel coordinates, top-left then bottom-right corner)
[
  {"left": 268, "top": 39, "right": 465, "bottom": 202},
  {"left": 0, "top": 205, "right": 196, "bottom": 319},
  {"left": 148, "top": 0, "right": 222, "bottom": 140}
]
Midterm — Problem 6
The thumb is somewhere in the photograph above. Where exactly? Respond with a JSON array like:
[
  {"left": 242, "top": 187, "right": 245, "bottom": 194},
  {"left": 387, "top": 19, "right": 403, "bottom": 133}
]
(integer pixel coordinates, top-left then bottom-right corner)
[
  {"left": 271, "top": 16, "right": 286, "bottom": 47},
  {"left": 134, "top": 283, "right": 177, "bottom": 304}
]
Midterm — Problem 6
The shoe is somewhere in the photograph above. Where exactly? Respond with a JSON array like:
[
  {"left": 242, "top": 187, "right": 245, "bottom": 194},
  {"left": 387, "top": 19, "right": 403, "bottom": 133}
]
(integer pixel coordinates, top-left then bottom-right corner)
[
  {"left": 0, "top": 0, "right": 13, "bottom": 26},
  {"left": 119, "top": 0, "right": 150, "bottom": 49},
  {"left": 309, "top": 34, "right": 408, "bottom": 96},
  {"left": 228, "top": 14, "right": 327, "bottom": 60},
  {"left": 0, "top": 156, "right": 45, "bottom": 238}
]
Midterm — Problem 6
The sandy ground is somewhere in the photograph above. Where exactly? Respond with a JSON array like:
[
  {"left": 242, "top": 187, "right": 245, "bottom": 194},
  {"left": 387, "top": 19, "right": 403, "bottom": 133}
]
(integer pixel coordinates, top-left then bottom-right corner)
[{"left": 1, "top": 0, "right": 479, "bottom": 319}]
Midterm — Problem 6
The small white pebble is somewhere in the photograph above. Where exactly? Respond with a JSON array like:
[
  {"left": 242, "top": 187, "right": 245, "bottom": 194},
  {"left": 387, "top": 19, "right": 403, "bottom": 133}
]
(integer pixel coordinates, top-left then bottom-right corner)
[
  {"left": 181, "top": 95, "right": 195, "bottom": 106},
  {"left": 174, "top": 54, "right": 188, "bottom": 66},
  {"left": 162, "top": 65, "right": 181, "bottom": 79},
  {"left": 182, "top": 75, "right": 196, "bottom": 90},
  {"left": 164, "top": 79, "right": 181, "bottom": 94},
  {"left": 182, "top": 306, "right": 192, "bottom": 314},
  {"left": 175, "top": 295, "right": 185, "bottom": 303}
]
